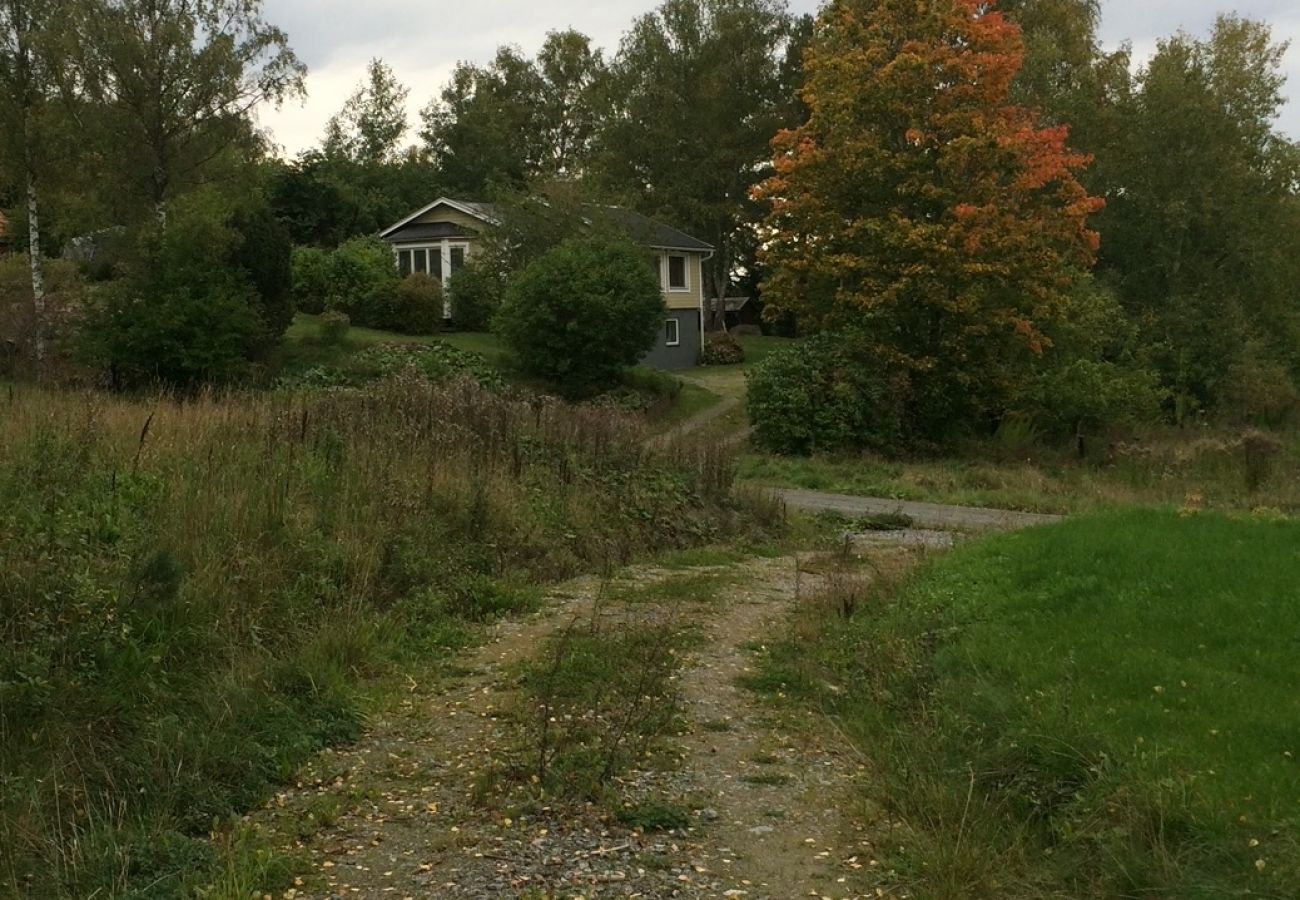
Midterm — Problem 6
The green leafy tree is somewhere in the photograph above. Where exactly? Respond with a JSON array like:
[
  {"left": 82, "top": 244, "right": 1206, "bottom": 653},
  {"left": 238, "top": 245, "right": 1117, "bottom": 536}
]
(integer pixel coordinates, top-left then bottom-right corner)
[
  {"left": 1095, "top": 16, "right": 1300, "bottom": 413},
  {"left": 595, "top": 0, "right": 799, "bottom": 328},
  {"left": 323, "top": 58, "right": 411, "bottom": 165},
  {"left": 81, "top": 198, "right": 265, "bottom": 387},
  {"left": 420, "top": 46, "right": 545, "bottom": 194},
  {"left": 420, "top": 31, "right": 607, "bottom": 194},
  {"left": 81, "top": 0, "right": 305, "bottom": 221},
  {"left": 496, "top": 236, "right": 664, "bottom": 395}
]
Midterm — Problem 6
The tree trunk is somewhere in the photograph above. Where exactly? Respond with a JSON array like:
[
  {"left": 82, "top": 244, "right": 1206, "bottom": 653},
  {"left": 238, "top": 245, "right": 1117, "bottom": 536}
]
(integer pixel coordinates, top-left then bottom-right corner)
[{"left": 25, "top": 168, "right": 47, "bottom": 371}]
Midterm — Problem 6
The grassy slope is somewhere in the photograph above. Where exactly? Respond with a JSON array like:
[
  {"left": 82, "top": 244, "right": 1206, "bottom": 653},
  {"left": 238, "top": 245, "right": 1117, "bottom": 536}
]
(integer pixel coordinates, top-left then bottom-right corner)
[
  {"left": 0, "top": 381, "right": 760, "bottom": 899},
  {"left": 282, "top": 314, "right": 794, "bottom": 433},
  {"left": 755, "top": 510, "right": 1300, "bottom": 897}
]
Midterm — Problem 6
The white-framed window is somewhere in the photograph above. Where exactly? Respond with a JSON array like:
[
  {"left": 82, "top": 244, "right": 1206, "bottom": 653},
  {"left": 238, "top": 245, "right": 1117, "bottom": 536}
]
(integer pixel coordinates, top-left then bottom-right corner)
[
  {"left": 394, "top": 241, "right": 470, "bottom": 318},
  {"left": 665, "top": 318, "right": 680, "bottom": 347},
  {"left": 663, "top": 253, "right": 689, "bottom": 292}
]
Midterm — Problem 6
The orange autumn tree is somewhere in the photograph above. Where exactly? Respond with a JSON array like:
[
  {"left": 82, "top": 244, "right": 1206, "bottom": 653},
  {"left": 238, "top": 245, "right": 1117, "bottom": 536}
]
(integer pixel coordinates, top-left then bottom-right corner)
[{"left": 755, "top": 0, "right": 1104, "bottom": 439}]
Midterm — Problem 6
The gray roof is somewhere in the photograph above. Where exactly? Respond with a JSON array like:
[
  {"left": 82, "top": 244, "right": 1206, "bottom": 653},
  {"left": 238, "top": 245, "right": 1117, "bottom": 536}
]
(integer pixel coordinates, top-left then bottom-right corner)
[
  {"left": 381, "top": 197, "right": 712, "bottom": 253},
  {"left": 383, "top": 221, "right": 479, "bottom": 243},
  {"left": 590, "top": 206, "right": 713, "bottom": 252}
]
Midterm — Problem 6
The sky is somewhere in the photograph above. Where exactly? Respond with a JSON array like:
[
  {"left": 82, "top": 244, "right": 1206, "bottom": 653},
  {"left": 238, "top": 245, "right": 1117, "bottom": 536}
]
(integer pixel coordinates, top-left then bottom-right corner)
[{"left": 255, "top": 0, "right": 1300, "bottom": 158}]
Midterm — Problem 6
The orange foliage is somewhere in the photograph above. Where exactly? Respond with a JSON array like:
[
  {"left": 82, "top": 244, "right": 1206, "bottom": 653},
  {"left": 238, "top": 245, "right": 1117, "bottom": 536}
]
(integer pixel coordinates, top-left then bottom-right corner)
[{"left": 755, "top": 0, "right": 1104, "bottom": 425}]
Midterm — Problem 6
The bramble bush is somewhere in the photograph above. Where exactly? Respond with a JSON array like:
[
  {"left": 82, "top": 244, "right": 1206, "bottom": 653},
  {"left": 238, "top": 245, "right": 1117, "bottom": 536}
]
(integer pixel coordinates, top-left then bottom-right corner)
[
  {"left": 496, "top": 237, "right": 665, "bottom": 396},
  {"left": 291, "top": 246, "right": 333, "bottom": 314},
  {"left": 702, "top": 331, "right": 745, "bottom": 366},
  {"left": 318, "top": 310, "right": 351, "bottom": 344},
  {"left": 747, "top": 333, "right": 904, "bottom": 455}
]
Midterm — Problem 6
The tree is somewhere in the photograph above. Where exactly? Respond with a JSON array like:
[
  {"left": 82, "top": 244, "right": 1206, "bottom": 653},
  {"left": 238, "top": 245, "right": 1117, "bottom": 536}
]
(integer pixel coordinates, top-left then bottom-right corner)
[
  {"left": 81, "top": 0, "right": 305, "bottom": 222},
  {"left": 496, "top": 237, "right": 665, "bottom": 395},
  {"left": 1095, "top": 17, "right": 1300, "bottom": 412},
  {"left": 0, "top": 0, "right": 70, "bottom": 369},
  {"left": 421, "top": 46, "right": 545, "bottom": 194},
  {"left": 755, "top": 0, "right": 1103, "bottom": 440},
  {"left": 419, "top": 31, "right": 607, "bottom": 194},
  {"left": 323, "top": 58, "right": 411, "bottom": 165},
  {"left": 595, "top": 0, "right": 799, "bottom": 329},
  {"left": 535, "top": 31, "right": 608, "bottom": 177}
]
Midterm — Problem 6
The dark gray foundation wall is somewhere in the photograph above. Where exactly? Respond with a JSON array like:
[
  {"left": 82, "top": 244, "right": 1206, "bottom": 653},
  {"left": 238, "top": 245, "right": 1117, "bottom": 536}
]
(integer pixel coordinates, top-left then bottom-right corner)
[{"left": 641, "top": 309, "right": 702, "bottom": 370}]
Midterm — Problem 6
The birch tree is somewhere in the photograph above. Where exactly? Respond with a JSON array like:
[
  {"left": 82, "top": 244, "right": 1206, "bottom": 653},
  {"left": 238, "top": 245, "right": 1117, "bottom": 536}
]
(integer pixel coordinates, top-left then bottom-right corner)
[
  {"left": 0, "top": 0, "right": 69, "bottom": 368},
  {"left": 82, "top": 0, "right": 305, "bottom": 222}
]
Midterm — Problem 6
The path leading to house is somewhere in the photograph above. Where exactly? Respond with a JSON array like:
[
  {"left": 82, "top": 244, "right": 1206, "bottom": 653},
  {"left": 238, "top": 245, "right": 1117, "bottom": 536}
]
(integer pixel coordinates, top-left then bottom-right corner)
[
  {"left": 776, "top": 487, "right": 1064, "bottom": 531},
  {"left": 245, "top": 549, "right": 929, "bottom": 900}
]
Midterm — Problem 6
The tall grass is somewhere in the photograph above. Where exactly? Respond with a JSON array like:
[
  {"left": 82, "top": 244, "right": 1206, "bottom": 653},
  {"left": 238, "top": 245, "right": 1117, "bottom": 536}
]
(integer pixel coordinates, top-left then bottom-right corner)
[{"left": 0, "top": 374, "right": 765, "bottom": 898}]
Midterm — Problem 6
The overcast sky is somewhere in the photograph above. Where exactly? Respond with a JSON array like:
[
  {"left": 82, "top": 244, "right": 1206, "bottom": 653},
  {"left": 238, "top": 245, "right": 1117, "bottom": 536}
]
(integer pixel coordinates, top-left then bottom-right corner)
[{"left": 255, "top": 0, "right": 1300, "bottom": 157}]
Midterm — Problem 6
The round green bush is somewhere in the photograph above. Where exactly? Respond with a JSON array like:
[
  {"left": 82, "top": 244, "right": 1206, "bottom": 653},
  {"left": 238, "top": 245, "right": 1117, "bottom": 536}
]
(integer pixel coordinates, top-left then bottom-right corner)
[
  {"left": 495, "top": 237, "right": 665, "bottom": 395},
  {"left": 747, "top": 333, "right": 903, "bottom": 455},
  {"left": 390, "top": 273, "right": 444, "bottom": 334}
]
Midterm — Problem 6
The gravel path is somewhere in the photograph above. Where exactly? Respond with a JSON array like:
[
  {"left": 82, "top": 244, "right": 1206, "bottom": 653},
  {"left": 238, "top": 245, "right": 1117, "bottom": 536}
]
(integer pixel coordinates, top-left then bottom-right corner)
[
  {"left": 244, "top": 553, "right": 917, "bottom": 899},
  {"left": 775, "top": 487, "right": 1064, "bottom": 531}
]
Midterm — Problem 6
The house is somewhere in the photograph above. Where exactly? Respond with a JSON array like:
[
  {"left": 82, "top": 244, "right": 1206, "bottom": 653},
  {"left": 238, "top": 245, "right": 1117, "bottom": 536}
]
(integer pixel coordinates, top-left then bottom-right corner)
[{"left": 379, "top": 197, "right": 713, "bottom": 370}]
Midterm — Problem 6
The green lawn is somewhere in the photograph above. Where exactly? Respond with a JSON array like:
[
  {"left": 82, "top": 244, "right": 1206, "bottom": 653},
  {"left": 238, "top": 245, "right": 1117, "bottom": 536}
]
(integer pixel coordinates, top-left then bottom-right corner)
[{"left": 755, "top": 509, "right": 1300, "bottom": 897}]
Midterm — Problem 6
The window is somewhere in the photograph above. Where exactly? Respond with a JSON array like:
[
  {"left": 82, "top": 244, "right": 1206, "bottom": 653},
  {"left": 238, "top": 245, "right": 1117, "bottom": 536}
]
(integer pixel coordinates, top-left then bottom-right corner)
[
  {"left": 394, "top": 242, "right": 468, "bottom": 286},
  {"left": 666, "top": 254, "right": 688, "bottom": 291},
  {"left": 665, "top": 318, "right": 680, "bottom": 347}
]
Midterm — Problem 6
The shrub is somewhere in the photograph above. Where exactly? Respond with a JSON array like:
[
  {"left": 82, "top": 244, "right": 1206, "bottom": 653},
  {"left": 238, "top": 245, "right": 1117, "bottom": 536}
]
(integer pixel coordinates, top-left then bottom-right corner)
[
  {"left": 496, "top": 236, "right": 665, "bottom": 396},
  {"left": 747, "top": 333, "right": 904, "bottom": 455},
  {"left": 449, "top": 254, "right": 503, "bottom": 331},
  {"left": 229, "top": 203, "right": 294, "bottom": 343},
  {"left": 318, "top": 310, "right": 351, "bottom": 345},
  {"left": 291, "top": 246, "right": 333, "bottom": 315},
  {"left": 0, "top": 254, "right": 86, "bottom": 378},
  {"left": 79, "top": 203, "right": 265, "bottom": 388},
  {"left": 323, "top": 236, "right": 398, "bottom": 326},
  {"left": 732, "top": 323, "right": 763, "bottom": 337},
  {"left": 1021, "top": 358, "right": 1166, "bottom": 441},
  {"left": 702, "top": 331, "right": 746, "bottom": 366},
  {"left": 1219, "top": 357, "right": 1298, "bottom": 428},
  {"left": 390, "top": 272, "right": 444, "bottom": 334}
]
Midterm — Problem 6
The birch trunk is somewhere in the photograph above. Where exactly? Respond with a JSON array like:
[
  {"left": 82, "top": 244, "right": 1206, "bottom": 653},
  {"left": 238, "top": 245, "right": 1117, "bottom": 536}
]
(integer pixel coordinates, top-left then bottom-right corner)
[{"left": 25, "top": 166, "right": 46, "bottom": 370}]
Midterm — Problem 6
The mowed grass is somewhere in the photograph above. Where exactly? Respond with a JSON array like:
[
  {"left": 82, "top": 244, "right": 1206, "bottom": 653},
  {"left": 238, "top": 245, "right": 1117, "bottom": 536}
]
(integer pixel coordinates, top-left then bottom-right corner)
[
  {"left": 283, "top": 313, "right": 510, "bottom": 369},
  {"left": 753, "top": 510, "right": 1300, "bottom": 898}
]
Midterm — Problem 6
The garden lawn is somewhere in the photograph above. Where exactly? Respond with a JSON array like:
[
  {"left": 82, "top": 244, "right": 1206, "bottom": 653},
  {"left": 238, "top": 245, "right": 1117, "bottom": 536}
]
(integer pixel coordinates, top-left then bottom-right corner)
[{"left": 755, "top": 509, "right": 1300, "bottom": 898}]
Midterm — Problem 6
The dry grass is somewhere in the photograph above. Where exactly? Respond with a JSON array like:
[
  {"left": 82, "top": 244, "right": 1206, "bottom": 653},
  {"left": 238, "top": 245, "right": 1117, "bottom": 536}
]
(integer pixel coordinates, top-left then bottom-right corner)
[{"left": 0, "top": 375, "right": 770, "bottom": 898}]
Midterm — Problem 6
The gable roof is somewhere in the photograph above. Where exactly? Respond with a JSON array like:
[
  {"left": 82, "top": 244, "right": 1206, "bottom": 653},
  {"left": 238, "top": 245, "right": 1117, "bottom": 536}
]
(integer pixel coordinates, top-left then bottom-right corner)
[
  {"left": 380, "top": 196, "right": 712, "bottom": 253},
  {"left": 379, "top": 197, "right": 499, "bottom": 239}
]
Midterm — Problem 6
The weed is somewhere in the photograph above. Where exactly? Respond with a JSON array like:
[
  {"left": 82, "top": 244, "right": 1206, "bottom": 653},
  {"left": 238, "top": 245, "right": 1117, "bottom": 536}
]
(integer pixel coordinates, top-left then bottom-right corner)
[
  {"left": 616, "top": 801, "right": 691, "bottom": 832},
  {"left": 740, "top": 772, "right": 793, "bottom": 786},
  {"left": 0, "top": 377, "right": 769, "bottom": 897}
]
